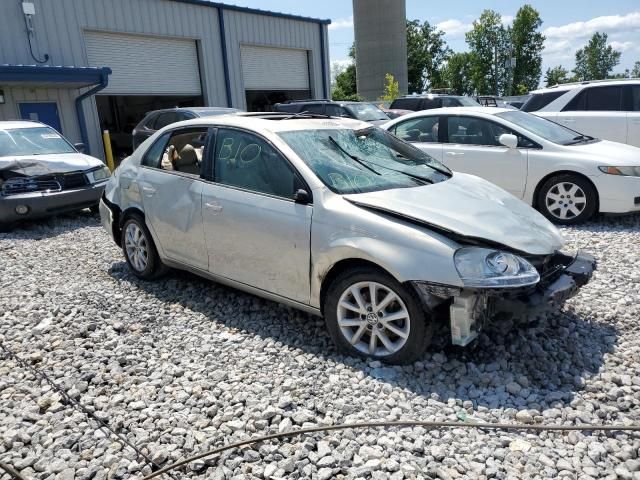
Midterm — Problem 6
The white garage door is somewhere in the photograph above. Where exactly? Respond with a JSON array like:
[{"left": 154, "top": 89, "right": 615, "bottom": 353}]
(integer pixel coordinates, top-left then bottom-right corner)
[
  {"left": 241, "top": 46, "right": 309, "bottom": 90},
  {"left": 85, "top": 31, "right": 201, "bottom": 95}
]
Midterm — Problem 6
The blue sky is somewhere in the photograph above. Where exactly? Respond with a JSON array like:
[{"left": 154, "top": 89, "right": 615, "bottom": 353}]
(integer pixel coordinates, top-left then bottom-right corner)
[{"left": 227, "top": 0, "right": 640, "bottom": 78}]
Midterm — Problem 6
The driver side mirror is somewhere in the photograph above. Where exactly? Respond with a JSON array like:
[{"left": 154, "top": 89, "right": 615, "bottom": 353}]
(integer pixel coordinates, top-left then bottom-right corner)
[
  {"left": 74, "top": 142, "right": 86, "bottom": 153},
  {"left": 498, "top": 134, "right": 518, "bottom": 149},
  {"left": 293, "top": 188, "right": 311, "bottom": 205}
]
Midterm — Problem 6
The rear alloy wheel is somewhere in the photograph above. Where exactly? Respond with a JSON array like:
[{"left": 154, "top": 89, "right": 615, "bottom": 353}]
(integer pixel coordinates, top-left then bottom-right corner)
[
  {"left": 324, "top": 268, "right": 431, "bottom": 364},
  {"left": 538, "top": 174, "right": 597, "bottom": 225},
  {"left": 121, "top": 215, "right": 163, "bottom": 279}
]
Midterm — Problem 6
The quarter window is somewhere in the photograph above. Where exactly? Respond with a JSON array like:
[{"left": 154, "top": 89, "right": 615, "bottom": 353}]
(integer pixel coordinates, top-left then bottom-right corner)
[
  {"left": 393, "top": 117, "right": 440, "bottom": 143},
  {"left": 213, "top": 129, "right": 296, "bottom": 198}
]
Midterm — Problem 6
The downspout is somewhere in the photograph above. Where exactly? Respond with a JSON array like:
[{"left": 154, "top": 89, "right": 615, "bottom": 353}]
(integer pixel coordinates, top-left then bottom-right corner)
[
  {"left": 74, "top": 69, "right": 110, "bottom": 156},
  {"left": 319, "top": 23, "right": 329, "bottom": 99},
  {"left": 217, "top": 7, "right": 233, "bottom": 107}
]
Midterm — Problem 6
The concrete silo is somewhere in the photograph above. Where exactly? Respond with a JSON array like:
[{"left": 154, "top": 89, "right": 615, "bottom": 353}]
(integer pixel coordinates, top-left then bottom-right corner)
[{"left": 353, "top": 0, "right": 408, "bottom": 101}]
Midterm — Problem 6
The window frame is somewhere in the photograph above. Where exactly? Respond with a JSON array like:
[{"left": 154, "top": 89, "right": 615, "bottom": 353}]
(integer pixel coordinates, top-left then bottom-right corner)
[
  {"left": 140, "top": 126, "right": 212, "bottom": 179},
  {"left": 205, "top": 126, "right": 313, "bottom": 203},
  {"left": 441, "top": 115, "right": 541, "bottom": 149}
]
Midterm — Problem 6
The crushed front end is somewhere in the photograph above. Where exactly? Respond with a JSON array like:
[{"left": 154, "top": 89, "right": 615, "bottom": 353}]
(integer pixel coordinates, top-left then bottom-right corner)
[{"left": 413, "top": 250, "right": 596, "bottom": 346}]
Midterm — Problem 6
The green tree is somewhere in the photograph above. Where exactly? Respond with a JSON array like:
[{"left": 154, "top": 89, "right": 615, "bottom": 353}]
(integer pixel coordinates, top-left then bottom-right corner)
[
  {"left": 443, "top": 52, "right": 475, "bottom": 95},
  {"left": 573, "top": 32, "right": 621, "bottom": 81},
  {"left": 406, "top": 19, "right": 452, "bottom": 93},
  {"left": 380, "top": 73, "right": 400, "bottom": 101},
  {"left": 465, "top": 9, "right": 511, "bottom": 95},
  {"left": 332, "top": 43, "right": 359, "bottom": 100},
  {"left": 632, "top": 61, "right": 640, "bottom": 78},
  {"left": 510, "top": 4, "right": 545, "bottom": 94},
  {"left": 545, "top": 65, "right": 570, "bottom": 86}
]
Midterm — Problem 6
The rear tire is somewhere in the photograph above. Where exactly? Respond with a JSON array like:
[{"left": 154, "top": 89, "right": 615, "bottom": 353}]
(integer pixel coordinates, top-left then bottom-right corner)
[
  {"left": 121, "top": 214, "right": 163, "bottom": 280},
  {"left": 537, "top": 173, "right": 597, "bottom": 225},
  {"left": 324, "top": 267, "right": 432, "bottom": 365}
]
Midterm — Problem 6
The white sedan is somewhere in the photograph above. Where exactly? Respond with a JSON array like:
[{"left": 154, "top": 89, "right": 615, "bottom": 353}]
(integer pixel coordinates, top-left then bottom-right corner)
[{"left": 382, "top": 107, "right": 640, "bottom": 224}]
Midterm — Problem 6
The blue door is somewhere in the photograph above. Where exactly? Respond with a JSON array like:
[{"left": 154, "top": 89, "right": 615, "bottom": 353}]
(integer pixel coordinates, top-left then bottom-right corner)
[{"left": 19, "top": 102, "right": 63, "bottom": 133}]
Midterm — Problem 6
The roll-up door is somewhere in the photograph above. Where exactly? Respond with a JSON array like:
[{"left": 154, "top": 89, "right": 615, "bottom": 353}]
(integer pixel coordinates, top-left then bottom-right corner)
[
  {"left": 241, "top": 45, "right": 309, "bottom": 91},
  {"left": 85, "top": 31, "right": 201, "bottom": 95}
]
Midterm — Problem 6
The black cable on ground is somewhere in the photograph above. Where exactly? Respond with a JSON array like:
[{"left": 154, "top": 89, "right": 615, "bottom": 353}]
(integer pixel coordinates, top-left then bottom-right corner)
[
  {"left": 0, "top": 461, "right": 28, "bottom": 480},
  {"left": 142, "top": 419, "right": 640, "bottom": 480},
  {"left": 0, "top": 342, "right": 178, "bottom": 480}
]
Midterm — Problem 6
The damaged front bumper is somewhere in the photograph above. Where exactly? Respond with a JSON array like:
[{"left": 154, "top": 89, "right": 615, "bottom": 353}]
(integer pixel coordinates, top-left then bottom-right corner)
[{"left": 415, "top": 251, "right": 597, "bottom": 346}]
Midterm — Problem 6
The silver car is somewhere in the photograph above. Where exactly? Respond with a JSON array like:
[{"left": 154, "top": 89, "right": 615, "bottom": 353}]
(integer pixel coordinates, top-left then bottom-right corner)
[{"left": 100, "top": 113, "right": 595, "bottom": 364}]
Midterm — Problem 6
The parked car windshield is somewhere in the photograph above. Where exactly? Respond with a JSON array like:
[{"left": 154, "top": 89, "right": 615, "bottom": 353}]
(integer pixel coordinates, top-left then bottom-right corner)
[
  {"left": 279, "top": 126, "right": 451, "bottom": 194},
  {"left": 0, "top": 127, "right": 76, "bottom": 156},
  {"left": 496, "top": 111, "right": 595, "bottom": 145},
  {"left": 344, "top": 103, "right": 389, "bottom": 122}
]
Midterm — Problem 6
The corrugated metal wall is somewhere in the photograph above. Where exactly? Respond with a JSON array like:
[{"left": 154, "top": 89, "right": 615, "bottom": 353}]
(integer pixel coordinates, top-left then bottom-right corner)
[
  {"left": 0, "top": 87, "right": 82, "bottom": 143},
  {"left": 222, "top": 11, "right": 326, "bottom": 109},
  {"left": 0, "top": 0, "right": 329, "bottom": 157}
]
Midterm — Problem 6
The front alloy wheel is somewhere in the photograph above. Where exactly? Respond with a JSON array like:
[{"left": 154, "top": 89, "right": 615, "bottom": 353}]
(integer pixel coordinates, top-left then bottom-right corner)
[
  {"left": 337, "top": 281, "right": 410, "bottom": 356},
  {"left": 324, "top": 267, "right": 431, "bottom": 364}
]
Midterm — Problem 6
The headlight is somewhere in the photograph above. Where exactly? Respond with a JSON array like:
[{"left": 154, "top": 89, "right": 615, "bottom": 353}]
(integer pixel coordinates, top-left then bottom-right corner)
[
  {"left": 598, "top": 166, "right": 640, "bottom": 177},
  {"left": 454, "top": 247, "right": 540, "bottom": 288},
  {"left": 92, "top": 165, "right": 111, "bottom": 182}
]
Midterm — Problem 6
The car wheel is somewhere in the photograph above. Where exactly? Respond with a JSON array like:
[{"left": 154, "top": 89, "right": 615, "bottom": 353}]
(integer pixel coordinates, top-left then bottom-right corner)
[
  {"left": 121, "top": 214, "right": 163, "bottom": 279},
  {"left": 537, "top": 173, "right": 597, "bottom": 225},
  {"left": 324, "top": 267, "right": 432, "bottom": 365}
]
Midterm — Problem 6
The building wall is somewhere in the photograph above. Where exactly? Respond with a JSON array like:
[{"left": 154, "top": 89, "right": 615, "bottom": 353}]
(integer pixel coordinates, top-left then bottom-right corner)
[
  {"left": 0, "top": 87, "right": 82, "bottom": 143},
  {"left": 0, "top": 0, "right": 329, "bottom": 157},
  {"left": 353, "top": 0, "right": 408, "bottom": 101}
]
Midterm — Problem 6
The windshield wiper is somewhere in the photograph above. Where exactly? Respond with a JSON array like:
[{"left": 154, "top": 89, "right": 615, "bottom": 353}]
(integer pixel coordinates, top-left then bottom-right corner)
[
  {"left": 565, "top": 134, "right": 594, "bottom": 145},
  {"left": 328, "top": 136, "right": 381, "bottom": 175}
]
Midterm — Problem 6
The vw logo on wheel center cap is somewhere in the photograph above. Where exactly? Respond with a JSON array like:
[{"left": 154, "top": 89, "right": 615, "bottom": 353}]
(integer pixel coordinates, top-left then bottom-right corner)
[{"left": 366, "top": 312, "right": 378, "bottom": 325}]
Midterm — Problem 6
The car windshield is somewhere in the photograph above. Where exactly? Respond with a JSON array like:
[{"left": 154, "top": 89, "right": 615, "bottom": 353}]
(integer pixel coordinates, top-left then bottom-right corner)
[
  {"left": 279, "top": 126, "right": 451, "bottom": 194},
  {"left": 457, "top": 96, "right": 481, "bottom": 106},
  {"left": 344, "top": 103, "right": 390, "bottom": 122},
  {"left": 0, "top": 127, "right": 76, "bottom": 156},
  {"left": 496, "top": 111, "right": 596, "bottom": 145}
]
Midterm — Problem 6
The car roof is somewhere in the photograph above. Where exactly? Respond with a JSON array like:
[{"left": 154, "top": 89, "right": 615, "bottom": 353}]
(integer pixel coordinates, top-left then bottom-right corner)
[
  {"left": 530, "top": 78, "right": 640, "bottom": 94},
  {"left": 147, "top": 106, "right": 239, "bottom": 115},
  {"left": 389, "top": 106, "right": 512, "bottom": 118},
  {"left": 396, "top": 94, "right": 467, "bottom": 99},
  {"left": 0, "top": 120, "right": 47, "bottom": 130},
  {"left": 161, "top": 114, "right": 371, "bottom": 135}
]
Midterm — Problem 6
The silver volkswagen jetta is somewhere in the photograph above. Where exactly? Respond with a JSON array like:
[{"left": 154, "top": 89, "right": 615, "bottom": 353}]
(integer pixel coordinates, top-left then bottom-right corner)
[{"left": 100, "top": 113, "right": 595, "bottom": 364}]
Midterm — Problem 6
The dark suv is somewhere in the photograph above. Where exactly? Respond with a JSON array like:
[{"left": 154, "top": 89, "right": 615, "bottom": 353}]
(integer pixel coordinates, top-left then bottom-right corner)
[
  {"left": 132, "top": 107, "right": 239, "bottom": 150},
  {"left": 274, "top": 100, "right": 390, "bottom": 125},
  {"left": 390, "top": 95, "right": 479, "bottom": 111}
]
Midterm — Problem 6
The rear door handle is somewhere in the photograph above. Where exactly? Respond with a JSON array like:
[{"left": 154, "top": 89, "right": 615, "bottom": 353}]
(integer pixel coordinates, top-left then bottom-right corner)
[
  {"left": 560, "top": 118, "right": 575, "bottom": 123},
  {"left": 205, "top": 202, "right": 223, "bottom": 212},
  {"left": 445, "top": 151, "right": 464, "bottom": 156}
]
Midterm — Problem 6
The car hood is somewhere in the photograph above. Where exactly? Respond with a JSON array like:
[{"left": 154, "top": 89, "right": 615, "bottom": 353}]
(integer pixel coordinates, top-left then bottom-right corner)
[
  {"left": 566, "top": 139, "right": 640, "bottom": 165},
  {"left": 344, "top": 172, "right": 564, "bottom": 255},
  {"left": 0, "top": 153, "right": 103, "bottom": 176}
]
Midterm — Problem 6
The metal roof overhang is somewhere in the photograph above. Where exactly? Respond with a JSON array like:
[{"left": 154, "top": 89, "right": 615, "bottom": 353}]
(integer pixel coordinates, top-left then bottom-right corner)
[{"left": 0, "top": 65, "right": 112, "bottom": 88}]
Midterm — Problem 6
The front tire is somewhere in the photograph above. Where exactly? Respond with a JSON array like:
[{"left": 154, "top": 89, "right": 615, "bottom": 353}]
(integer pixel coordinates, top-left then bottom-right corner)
[
  {"left": 121, "top": 214, "right": 163, "bottom": 279},
  {"left": 537, "top": 173, "right": 597, "bottom": 225},
  {"left": 324, "top": 267, "right": 432, "bottom": 365}
]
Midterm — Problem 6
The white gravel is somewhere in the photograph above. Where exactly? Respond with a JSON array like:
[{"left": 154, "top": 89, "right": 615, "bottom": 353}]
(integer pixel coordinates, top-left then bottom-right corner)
[{"left": 1, "top": 211, "right": 640, "bottom": 480}]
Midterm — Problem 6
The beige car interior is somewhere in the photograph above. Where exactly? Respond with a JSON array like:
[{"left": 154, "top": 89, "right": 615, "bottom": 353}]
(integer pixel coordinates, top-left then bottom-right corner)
[{"left": 160, "top": 131, "right": 205, "bottom": 175}]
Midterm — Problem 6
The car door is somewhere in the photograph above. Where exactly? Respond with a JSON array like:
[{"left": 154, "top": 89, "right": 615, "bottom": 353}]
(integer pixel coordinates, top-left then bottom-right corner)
[
  {"left": 442, "top": 115, "right": 528, "bottom": 198},
  {"left": 137, "top": 126, "right": 210, "bottom": 270},
  {"left": 388, "top": 115, "right": 443, "bottom": 161},
  {"left": 201, "top": 127, "right": 312, "bottom": 304},
  {"left": 626, "top": 85, "right": 640, "bottom": 148},
  {"left": 557, "top": 86, "right": 627, "bottom": 143}
]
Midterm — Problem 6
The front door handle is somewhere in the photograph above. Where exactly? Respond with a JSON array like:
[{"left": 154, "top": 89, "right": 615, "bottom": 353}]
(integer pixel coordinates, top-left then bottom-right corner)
[
  {"left": 445, "top": 151, "right": 464, "bottom": 156},
  {"left": 142, "top": 186, "right": 156, "bottom": 196},
  {"left": 205, "top": 202, "right": 223, "bottom": 212},
  {"left": 560, "top": 118, "right": 575, "bottom": 123}
]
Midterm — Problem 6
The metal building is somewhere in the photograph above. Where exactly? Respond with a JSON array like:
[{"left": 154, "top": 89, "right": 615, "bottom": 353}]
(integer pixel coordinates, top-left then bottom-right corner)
[
  {"left": 0, "top": 0, "right": 330, "bottom": 158},
  {"left": 353, "top": 0, "right": 407, "bottom": 101}
]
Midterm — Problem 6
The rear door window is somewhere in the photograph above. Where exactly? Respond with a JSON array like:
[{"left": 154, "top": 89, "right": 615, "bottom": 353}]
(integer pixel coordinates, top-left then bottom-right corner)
[
  {"left": 153, "top": 112, "right": 182, "bottom": 129},
  {"left": 392, "top": 116, "right": 440, "bottom": 142},
  {"left": 632, "top": 86, "right": 640, "bottom": 112},
  {"left": 522, "top": 91, "right": 568, "bottom": 112},
  {"left": 564, "top": 86, "right": 623, "bottom": 111}
]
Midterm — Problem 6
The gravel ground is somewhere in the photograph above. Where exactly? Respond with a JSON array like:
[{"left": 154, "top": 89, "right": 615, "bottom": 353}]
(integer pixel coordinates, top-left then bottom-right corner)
[{"left": 1, "top": 211, "right": 640, "bottom": 480}]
